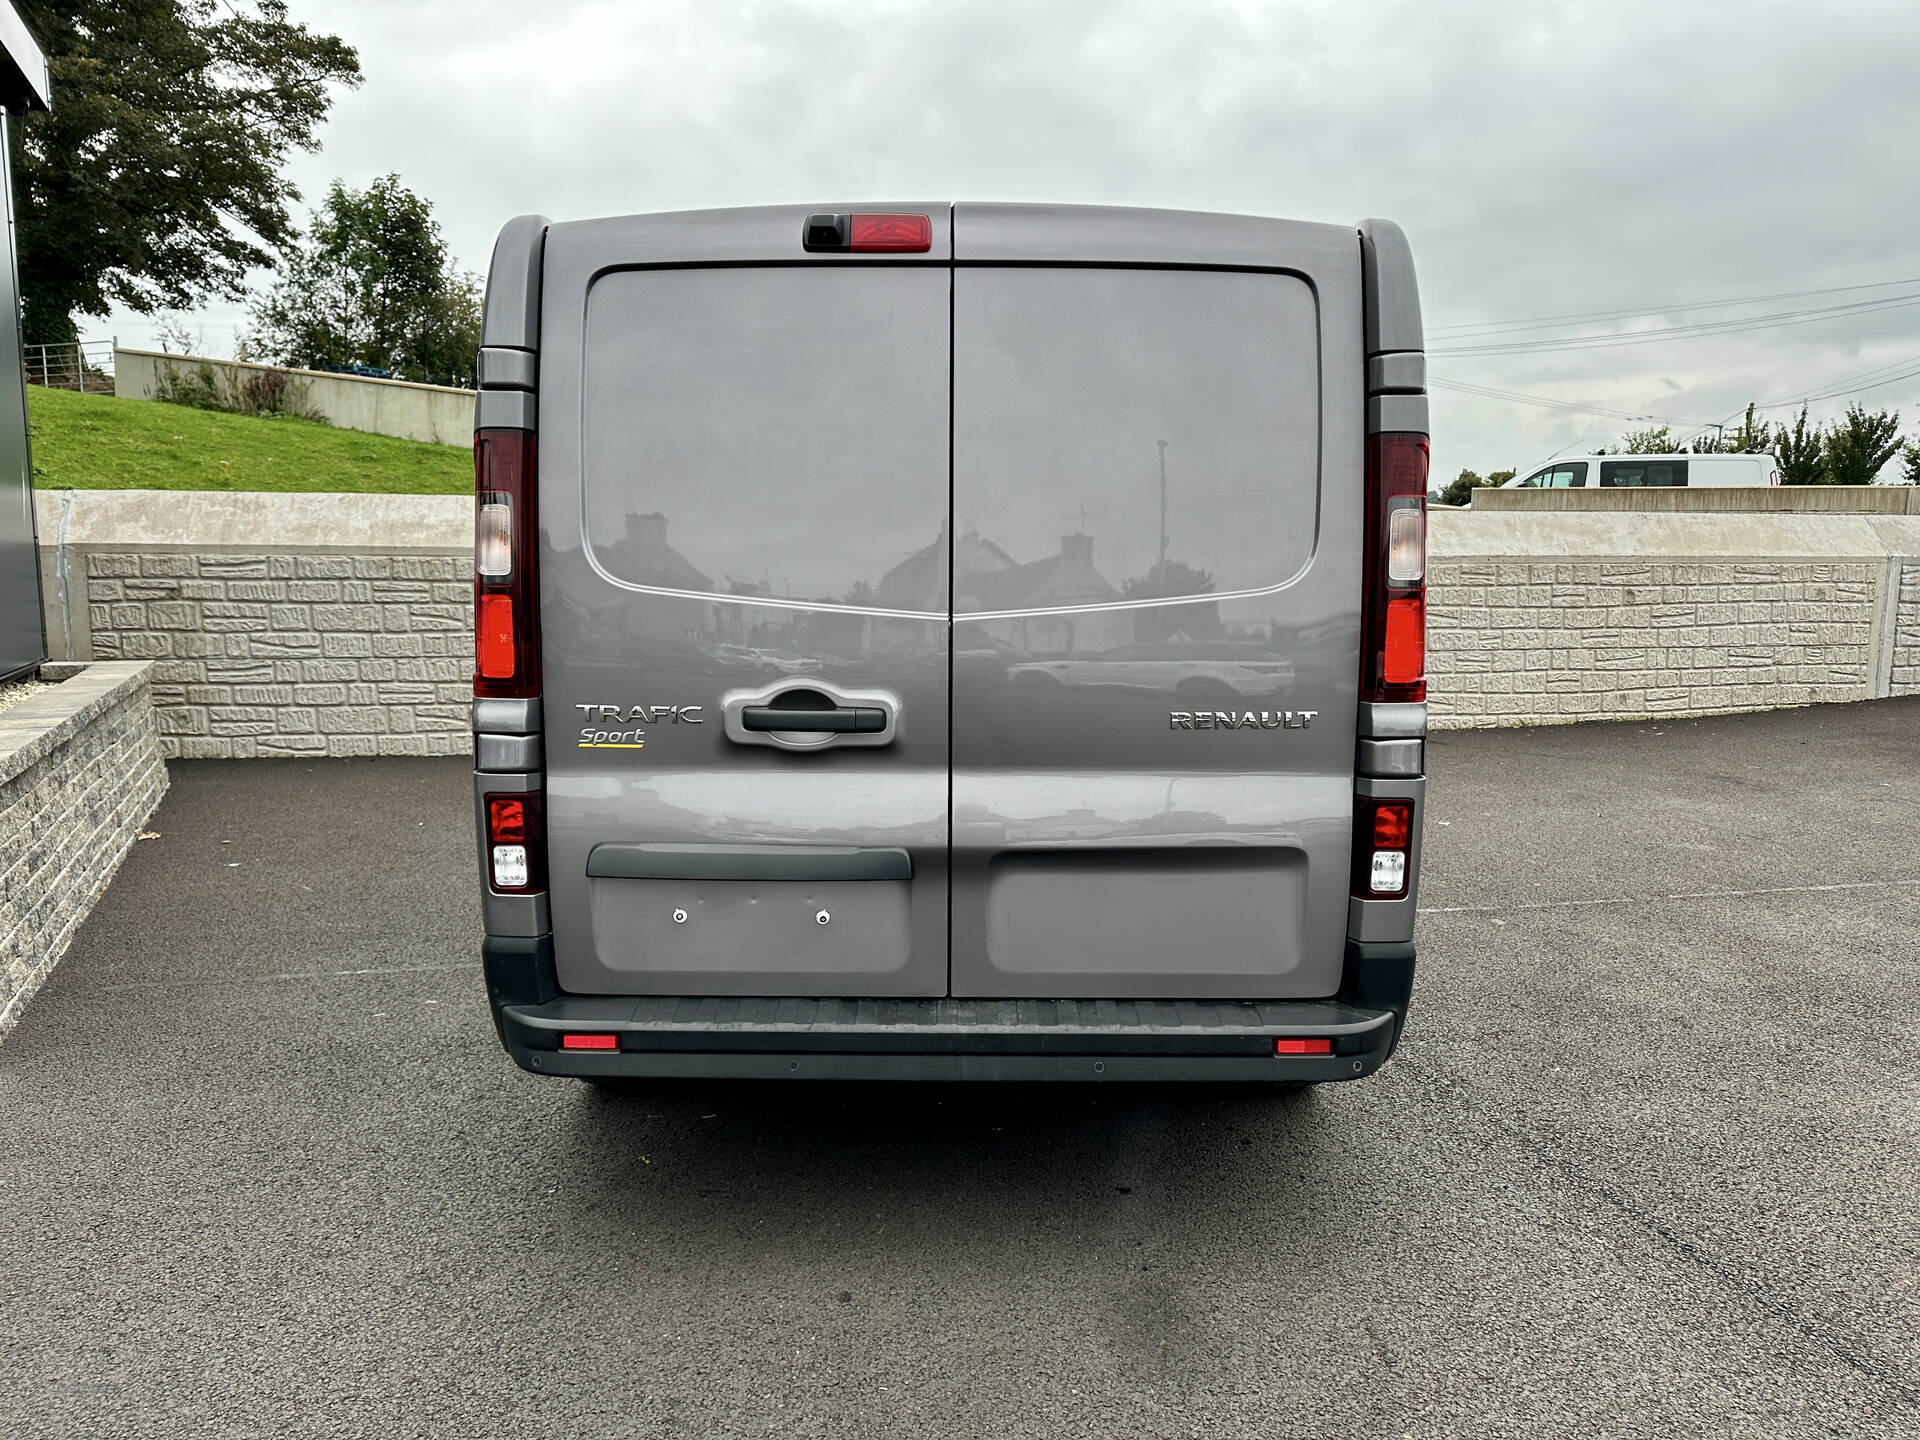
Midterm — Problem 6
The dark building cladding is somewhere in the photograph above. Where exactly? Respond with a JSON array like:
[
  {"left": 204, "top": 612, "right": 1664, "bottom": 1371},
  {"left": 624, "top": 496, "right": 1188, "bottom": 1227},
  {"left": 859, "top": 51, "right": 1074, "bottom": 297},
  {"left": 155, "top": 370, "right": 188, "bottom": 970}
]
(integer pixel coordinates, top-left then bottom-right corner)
[{"left": 0, "top": 2, "right": 50, "bottom": 680}]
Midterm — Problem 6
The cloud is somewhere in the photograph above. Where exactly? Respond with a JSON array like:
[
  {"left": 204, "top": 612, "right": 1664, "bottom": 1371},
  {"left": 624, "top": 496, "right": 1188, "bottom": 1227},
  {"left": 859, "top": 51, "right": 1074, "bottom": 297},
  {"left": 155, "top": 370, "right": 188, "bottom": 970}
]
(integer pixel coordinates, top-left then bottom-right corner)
[{"left": 87, "top": 0, "right": 1920, "bottom": 477}]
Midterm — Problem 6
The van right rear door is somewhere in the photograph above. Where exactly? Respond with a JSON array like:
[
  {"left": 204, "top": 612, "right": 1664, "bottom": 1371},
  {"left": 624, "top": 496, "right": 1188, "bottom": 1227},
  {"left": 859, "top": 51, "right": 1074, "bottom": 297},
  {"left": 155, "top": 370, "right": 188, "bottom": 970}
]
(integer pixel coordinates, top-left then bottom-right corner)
[{"left": 948, "top": 205, "right": 1367, "bottom": 1000}]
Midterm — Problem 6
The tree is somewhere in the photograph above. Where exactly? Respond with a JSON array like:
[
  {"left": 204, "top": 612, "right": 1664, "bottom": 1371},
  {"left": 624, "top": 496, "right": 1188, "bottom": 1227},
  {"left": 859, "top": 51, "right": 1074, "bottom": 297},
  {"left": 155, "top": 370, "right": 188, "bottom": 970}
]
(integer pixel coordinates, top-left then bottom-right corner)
[
  {"left": 1773, "top": 407, "right": 1825, "bottom": 486},
  {"left": 1902, "top": 441, "right": 1920, "bottom": 486},
  {"left": 1822, "top": 405, "right": 1902, "bottom": 486},
  {"left": 1726, "top": 403, "right": 1774, "bottom": 455},
  {"left": 249, "top": 175, "right": 484, "bottom": 387},
  {"left": 1621, "top": 425, "right": 1676, "bottom": 454},
  {"left": 13, "top": 1, "right": 359, "bottom": 346},
  {"left": 1436, "top": 468, "right": 1484, "bottom": 506}
]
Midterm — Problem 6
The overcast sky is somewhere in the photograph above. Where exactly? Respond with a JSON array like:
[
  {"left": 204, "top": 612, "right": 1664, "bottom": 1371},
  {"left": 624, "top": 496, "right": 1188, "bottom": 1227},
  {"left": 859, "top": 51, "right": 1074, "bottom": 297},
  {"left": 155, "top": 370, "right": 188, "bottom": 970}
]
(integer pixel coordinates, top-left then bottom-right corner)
[{"left": 85, "top": 0, "right": 1920, "bottom": 483}]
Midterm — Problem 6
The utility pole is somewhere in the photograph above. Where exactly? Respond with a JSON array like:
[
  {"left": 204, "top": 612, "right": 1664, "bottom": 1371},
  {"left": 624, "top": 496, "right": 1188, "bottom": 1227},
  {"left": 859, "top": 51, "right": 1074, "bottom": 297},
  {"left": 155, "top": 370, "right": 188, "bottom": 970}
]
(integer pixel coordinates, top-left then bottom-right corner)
[{"left": 1156, "top": 439, "right": 1169, "bottom": 577}]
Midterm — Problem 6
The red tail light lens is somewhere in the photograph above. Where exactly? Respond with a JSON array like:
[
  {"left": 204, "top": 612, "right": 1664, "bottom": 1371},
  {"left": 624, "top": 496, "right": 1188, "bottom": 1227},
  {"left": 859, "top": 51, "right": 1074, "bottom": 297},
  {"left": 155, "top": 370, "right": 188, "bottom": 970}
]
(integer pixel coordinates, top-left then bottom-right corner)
[
  {"left": 486, "top": 796, "right": 526, "bottom": 844},
  {"left": 1383, "top": 593, "right": 1425, "bottom": 686},
  {"left": 1354, "top": 797, "right": 1414, "bottom": 900},
  {"left": 484, "top": 791, "right": 545, "bottom": 892},
  {"left": 850, "top": 213, "right": 933, "bottom": 252},
  {"left": 1370, "top": 801, "right": 1412, "bottom": 850},
  {"left": 473, "top": 428, "right": 540, "bottom": 698},
  {"left": 1362, "top": 432, "right": 1429, "bottom": 704},
  {"left": 477, "top": 593, "right": 516, "bottom": 679}
]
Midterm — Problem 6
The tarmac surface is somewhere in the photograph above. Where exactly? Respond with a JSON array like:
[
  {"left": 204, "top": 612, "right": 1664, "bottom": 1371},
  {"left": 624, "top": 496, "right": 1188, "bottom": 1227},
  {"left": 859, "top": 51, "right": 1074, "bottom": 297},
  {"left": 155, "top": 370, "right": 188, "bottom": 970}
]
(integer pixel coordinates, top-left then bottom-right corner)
[{"left": 2, "top": 698, "right": 1916, "bottom": 1438}]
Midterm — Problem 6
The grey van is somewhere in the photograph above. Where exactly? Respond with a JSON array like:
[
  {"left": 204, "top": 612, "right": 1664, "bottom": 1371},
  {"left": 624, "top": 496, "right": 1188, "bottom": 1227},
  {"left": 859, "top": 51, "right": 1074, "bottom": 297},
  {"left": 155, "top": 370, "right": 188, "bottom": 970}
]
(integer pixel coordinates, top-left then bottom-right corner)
[{"left": 471, "top": 204, "right": 1429, "bottom": 1084}]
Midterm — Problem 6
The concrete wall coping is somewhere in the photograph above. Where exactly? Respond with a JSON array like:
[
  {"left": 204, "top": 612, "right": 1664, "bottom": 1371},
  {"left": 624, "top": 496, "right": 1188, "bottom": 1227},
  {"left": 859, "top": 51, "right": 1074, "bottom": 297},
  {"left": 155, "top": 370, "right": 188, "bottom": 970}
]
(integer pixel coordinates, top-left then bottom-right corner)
[
  {"left": 29, "top": 488, "right": 1920, "bottom": 564},
  {"left": 1431, "top": 510, "right": 1920, "bottom": 561},
  {"left": 0, "top": 660, "right": 154, "bottom": 788},
  {"left": 118, "top": 349, "right": 476, "bottom": 401},
  {"left": 1472, "top": 485, "right": 1920, "bottom": 515},
  {"left": 34, "top": 489, "right": 470, "bottom": 551}
]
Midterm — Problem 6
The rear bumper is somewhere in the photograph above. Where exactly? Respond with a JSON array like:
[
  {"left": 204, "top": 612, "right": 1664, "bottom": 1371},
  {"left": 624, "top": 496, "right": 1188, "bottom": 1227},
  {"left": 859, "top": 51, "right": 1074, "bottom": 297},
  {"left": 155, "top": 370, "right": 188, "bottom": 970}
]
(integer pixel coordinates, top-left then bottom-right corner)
[{"left": 482, "top": 937, "right": 1416, "bottom": 1083}]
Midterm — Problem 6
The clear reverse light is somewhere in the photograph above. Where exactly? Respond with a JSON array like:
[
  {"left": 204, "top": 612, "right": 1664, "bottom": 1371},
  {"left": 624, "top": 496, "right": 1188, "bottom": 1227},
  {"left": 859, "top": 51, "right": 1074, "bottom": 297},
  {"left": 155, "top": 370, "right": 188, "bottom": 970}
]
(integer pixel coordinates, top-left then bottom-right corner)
[
  {"left": 476, "top": 498, "right": 512, "bottom": 578},
  {"left": 491, "top": 844, "right": 529, "bottom": 889},
  {"left": 1387, "top": 505, "right": 1424, "bottom": 584},
  {"left": 1369, "top": 851, "right": 1407, "bottom": 893}
]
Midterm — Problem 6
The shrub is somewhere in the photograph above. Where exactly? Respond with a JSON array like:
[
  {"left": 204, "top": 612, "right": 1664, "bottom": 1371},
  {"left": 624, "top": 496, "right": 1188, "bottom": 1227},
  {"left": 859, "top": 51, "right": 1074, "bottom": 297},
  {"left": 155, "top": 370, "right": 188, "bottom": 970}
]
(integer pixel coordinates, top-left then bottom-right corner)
[{"left": 151, "top": 357, "right": 325, "bottom": 423}]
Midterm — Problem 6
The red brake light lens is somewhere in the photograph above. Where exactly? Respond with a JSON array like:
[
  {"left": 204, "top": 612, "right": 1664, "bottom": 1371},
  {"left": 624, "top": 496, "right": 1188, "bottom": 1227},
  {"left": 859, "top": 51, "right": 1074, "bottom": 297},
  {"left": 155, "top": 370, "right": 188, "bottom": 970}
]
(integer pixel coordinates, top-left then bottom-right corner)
[
  {"left": 1370, "top": 800, "right": 1412, "bottom": 849},
  {"left": 486, "top": 796, "right": 526, "bottom": 844},
  {"left": 1383, "top": 594, "right": 1425, "bottom": 687},
  {"left": 849, "top": 213, "right": 932, "bottom": 252},
  {"left": 477, "top": 593, "right": 516, "bottom": 679}
]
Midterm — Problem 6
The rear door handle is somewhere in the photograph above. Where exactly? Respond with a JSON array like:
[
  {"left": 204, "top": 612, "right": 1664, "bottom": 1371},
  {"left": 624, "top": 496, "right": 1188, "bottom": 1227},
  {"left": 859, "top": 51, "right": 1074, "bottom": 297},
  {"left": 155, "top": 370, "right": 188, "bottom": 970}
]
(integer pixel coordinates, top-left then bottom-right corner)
[{"left": 741, "top": 705, "right": 887, "bottom": 733}]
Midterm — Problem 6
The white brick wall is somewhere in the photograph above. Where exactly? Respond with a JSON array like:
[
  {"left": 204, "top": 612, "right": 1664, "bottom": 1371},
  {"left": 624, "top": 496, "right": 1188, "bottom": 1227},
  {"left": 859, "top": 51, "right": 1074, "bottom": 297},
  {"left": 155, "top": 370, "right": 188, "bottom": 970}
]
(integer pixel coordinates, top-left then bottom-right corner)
[
  {"left": 1428, "top": 558, "right": 1884, "bottom": 728},
  {"left": 82, "top": 550, "right": 472, "bottom": 759},
  {"left": 0, "top": 662, "right": 167, "bottom": 1036},
  {"left": 1894, "top": 559, "right": 1920, "bottom": 697},
  {"left": 31, "top": 492, "right": 1920, "bottom": 748}
]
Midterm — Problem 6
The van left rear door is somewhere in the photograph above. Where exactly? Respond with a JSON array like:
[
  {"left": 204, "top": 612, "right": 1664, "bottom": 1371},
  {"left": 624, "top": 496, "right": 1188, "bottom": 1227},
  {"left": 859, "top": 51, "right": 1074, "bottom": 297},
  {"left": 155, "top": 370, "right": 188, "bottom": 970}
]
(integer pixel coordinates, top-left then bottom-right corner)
[{"left": 536, "top": 206, "right": 953, "bottom": 997}]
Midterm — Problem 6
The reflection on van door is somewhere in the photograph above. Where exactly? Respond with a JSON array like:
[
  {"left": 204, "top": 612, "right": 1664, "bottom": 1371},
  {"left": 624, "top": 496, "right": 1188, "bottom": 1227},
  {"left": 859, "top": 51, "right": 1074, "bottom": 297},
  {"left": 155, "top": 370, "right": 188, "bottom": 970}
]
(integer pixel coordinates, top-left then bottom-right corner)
[
  {"left": 539, "top": 248, "right": 953, "bottom": 998},
  {"left": 946, "top": 222, "right": 1365, "bottom": 999}
]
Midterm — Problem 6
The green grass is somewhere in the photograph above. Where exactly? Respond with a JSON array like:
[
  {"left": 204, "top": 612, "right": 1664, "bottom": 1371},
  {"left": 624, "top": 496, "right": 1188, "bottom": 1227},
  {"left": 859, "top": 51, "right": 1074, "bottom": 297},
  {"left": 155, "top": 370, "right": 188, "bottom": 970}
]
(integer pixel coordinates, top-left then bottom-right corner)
[{"left": 26, "top": 385, "right": 472, "bottom": 494}]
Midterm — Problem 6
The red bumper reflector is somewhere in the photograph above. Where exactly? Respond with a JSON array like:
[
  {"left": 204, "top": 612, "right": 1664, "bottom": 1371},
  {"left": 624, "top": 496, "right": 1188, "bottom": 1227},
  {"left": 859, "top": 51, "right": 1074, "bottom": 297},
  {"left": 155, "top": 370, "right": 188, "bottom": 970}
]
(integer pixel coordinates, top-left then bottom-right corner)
[
  {"left": 1275, "top": 1038, "right": 1332, "bottom": 1056},
  {"left": 850, "top": 212, "right": 932, "bottom": 252},
  {"left": 561, "top": 1033, "right": 619, "bottom": 1051}
]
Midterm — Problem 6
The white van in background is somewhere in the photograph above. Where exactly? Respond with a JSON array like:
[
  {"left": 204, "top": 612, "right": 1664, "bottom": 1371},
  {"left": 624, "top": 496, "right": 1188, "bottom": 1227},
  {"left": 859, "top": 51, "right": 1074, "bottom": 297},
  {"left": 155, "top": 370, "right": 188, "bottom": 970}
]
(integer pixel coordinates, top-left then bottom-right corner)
[{"left": 1503, "top": 453, "right": 1779, "bottom": 489}]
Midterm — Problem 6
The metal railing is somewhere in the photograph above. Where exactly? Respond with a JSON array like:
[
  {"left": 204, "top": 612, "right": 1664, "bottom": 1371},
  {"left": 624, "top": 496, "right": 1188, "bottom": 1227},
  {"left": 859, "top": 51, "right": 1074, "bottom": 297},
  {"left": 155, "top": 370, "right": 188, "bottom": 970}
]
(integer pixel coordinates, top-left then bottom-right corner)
[{"left": 23, "top": 340, "right": 116, "bottom": 393}]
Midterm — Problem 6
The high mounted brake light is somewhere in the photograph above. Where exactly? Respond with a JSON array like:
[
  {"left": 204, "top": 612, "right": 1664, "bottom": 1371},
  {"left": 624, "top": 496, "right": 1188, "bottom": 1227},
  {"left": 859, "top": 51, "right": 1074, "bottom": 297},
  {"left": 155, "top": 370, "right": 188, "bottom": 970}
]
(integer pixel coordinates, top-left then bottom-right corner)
[
  {"left": 801, "top": 212, "right": 933, "bottom": 253},
  {"left": 473, "top": 429, "right": 540, "bottom": 697},
  {"left": 1362, "top": 432, "right": 1429, "bottom": 703}
]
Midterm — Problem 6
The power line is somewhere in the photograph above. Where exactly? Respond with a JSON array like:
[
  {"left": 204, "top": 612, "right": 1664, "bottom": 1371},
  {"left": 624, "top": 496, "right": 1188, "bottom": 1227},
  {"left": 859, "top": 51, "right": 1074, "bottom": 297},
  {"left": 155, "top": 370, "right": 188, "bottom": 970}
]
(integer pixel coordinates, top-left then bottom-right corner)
[
  {"left": 1432, "top": 357, "right": 1920, "bottom": 434},
  {"left": 1735, "top": 350, "right": 1920, "bottom": 412},
  {"left": 1432, "top": 293, "right": 1920, "bottom": 357},
  {"left": 1429, "top": 376, "right": 1716, "bottom": 429},
  {"left": 1428, "top": 275, "right": 1920, "bottom": 339}
]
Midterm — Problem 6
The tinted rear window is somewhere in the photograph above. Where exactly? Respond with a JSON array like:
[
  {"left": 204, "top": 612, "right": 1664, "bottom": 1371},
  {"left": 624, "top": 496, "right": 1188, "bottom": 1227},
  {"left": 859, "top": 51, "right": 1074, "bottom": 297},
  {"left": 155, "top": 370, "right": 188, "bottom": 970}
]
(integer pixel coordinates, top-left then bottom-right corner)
[
  {"left": 1600, "top": 459, "right": 1688, "bottom": 488},
  {"left": 954, "top": 268, "right": 1320, "bottom": 613},
  {"left": 580, "top": 266, "right": 949, "bottom": 609}
]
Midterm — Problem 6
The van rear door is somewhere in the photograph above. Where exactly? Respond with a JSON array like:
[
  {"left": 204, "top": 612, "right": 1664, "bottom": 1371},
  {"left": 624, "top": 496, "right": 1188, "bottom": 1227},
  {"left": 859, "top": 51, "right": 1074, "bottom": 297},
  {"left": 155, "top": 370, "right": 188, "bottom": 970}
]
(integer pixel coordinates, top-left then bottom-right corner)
[
  {"left": 536, "top": 206, "right": 952, "bottom": 997},
  {"left": 948, "top": 205, "right": 1366, "bottom": 999}
]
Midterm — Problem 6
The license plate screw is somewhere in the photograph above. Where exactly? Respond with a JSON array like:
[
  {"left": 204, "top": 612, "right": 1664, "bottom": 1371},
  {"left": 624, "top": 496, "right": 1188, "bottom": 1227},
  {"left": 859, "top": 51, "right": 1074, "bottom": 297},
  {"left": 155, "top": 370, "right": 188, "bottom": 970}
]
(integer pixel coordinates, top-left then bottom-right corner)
[
  {"left": 672, "top": 908, "right": 688, "bottom": 924},
  {"left": 815, "top": 909, "right": 831, "bottom": 925}
]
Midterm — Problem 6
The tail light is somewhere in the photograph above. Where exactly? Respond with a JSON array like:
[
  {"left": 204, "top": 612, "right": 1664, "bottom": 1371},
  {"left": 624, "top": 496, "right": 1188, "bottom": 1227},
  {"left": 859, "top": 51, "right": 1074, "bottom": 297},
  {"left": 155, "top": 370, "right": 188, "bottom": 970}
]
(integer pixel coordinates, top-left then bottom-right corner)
[
  {"left": 1353, "top": 797, "right": 1414, "bottom": 900},
  {"left": 485, "top": 791, "right": 546, "bottom": 893},
  {"left": 473, "top": 428, "right": 540, "bottom": 697},
  {"left": 1362, "top": 432, "right": 1428, "bottom": 703}
]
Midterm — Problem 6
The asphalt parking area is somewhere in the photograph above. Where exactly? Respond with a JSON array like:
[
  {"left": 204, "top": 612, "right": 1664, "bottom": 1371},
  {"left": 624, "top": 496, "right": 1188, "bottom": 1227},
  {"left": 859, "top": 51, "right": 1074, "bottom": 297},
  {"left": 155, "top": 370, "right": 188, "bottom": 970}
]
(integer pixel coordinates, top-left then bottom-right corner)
[{"left": 2, "top": 699, "right": 1916, "bottom": 1438}]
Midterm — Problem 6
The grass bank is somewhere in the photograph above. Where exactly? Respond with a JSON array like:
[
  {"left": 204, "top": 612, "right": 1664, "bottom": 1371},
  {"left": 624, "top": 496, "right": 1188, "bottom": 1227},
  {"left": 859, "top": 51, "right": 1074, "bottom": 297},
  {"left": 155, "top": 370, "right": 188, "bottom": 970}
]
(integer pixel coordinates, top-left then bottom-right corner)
[{"left": 26, "top": 385, "right": 471, "bottom": 494}]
